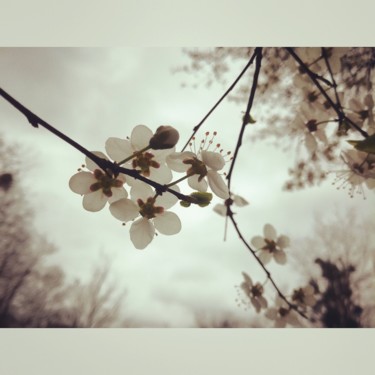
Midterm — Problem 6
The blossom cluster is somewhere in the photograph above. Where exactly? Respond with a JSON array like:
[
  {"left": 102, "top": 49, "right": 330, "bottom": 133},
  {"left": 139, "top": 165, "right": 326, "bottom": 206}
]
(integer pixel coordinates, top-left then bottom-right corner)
[{"left": 69, "top": 125, "right": 230, "bottom": 249}]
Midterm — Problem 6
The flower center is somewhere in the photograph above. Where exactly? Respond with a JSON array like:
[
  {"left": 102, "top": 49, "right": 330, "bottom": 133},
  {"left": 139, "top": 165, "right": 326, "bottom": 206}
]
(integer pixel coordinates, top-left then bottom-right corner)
[
  {"left": 292, "top": 288, "right": 305, "bottom": 304},
  {"left": 278, "top": 307, "right": 289, "bottom": 317},
  {"left": 90, "top": 169, "right": 124, "bottom": 197},
  {"left": 132, "top": 152, "right": 160, "bottom": 177},
  {"left": 263, "top": 238, "right": 277, "bottom": 253},
  {"left": 307, "top": 91, "right": 318, "bottom": 103},
  {"left": 137, "top": 197, "right": 164, "bottom": 219},
  {"left": 251, "top": 283, "right": 264, "bottom": 298},
  {"left": 183, "top": 157, "right": 208, "bottom": 181},
  {"left": 359, "top": 110, "right": 368, "bottom": 120},
  {"left": 306, "top": 119, "right": 318, "bottom": 132}
]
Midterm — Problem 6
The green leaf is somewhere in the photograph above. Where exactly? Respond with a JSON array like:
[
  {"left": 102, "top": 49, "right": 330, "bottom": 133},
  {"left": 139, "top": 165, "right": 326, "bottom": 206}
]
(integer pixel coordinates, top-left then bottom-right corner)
[
  {"left": 347, "top": 133, "right": 375, "bottom": 154},
  {"left": 189, "top": 191, "right": 213, "bottom": 207}
]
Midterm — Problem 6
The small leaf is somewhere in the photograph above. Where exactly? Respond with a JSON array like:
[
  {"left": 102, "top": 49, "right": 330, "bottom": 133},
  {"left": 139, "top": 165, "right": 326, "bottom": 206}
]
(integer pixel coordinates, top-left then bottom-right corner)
[
  {"left": 190, "top": 191, "right": 213, "bottom": 207},
  {"left": 347, "top": 133, "right": 375, "bottom": 154}
]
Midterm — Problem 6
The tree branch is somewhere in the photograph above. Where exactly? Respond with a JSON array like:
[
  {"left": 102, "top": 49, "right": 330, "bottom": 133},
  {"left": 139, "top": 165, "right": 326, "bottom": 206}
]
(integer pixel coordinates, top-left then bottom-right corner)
[{"left": 181, "top": 48, "right": 258, "bottom": 151}]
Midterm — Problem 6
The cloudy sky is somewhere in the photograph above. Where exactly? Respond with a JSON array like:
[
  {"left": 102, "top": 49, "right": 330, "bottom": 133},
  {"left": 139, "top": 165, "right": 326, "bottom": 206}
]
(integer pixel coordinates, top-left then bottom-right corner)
[{"left": 1, "top": 47, "right": 374, "bottom": 327}]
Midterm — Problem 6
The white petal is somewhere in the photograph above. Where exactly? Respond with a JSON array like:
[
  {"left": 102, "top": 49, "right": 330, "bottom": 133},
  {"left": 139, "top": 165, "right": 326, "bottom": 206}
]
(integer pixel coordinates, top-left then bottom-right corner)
[
  {"left": 305, "top": 133, "right": 317, "bottom": 153},
  {"left": 315, "top": 129, "right": 328, "bottom": 143},
  {"left": 82, "top": 190, "right": 107, "bottom": 212},
  {"left": 149, "top": 163, "right": 173, "bottom": 184},
  {"left": 259, "top": 296, "right": 268, "bottom": 309},
  {"left": 85, "top": 151, "right": 108, "bottom": 172},
  {"left": 251, "top": 298, "right": 261, "bottom": 313},
  {"left": 258, "top": 250, "right": 272, "bottom": 265},
  {"left": 242, "top": 272, "right": 252, "bottom": 285},
  {"left": 154, "top": 211, "right": 181, "bottom": 235},
  {"left": 277, "top": 235, "right": 290, "bottom": 248},
  {"left": 201, "top": 150, "right": 225, "bottom": 171},
  {"left": 188, "top": 175, "right": 208, "bottom": 191},
  {"left": 105, "top": 137, "right": 133, "bottom": 163},
  {"left": 108, "top": 187, "right": 128, "bottom": 203},
  {"left": 265, "top": 308, "right": 277, "bottom": 320},
  {"left": 251, "top": 236, "right": 266, "bottom": 249},
  {"left": 274, "top": 250, "right": 287, "bottom": 265},
  {"left": 207, "top": 170, "right": 229, "bottom": 199},
  {"left": 233, "top": 194, "right": 249, "bottom": 207},
  {"left": 69, "top": 172, "right": 96, "bottom": 194},
  {"left": 109, "top": 198, "right": 139, "bottom": 222},
  {"left": 156, "top": 186, "right": 180, "bottom": 209},
  {"left": 264, "top": 224, "right": 277, "bottom": 240},
  {"left": 166, "top": 151, "right": 194, "bottom": 172},
  {"left": 130, "top": 217, "right": 155, "bottom": 249},
  {"left": 130, "top": 183, "right": 154, "bottom": 202},
  {"left": 131, "top": 125, "right": 153, "bottom": 150},
  {"left": 213, "top": 204, "right": 227, "bottom": 216}
]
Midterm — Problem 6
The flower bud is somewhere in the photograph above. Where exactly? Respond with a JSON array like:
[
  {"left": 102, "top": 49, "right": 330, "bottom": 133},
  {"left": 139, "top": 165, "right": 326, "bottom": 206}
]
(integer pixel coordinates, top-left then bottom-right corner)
[
  {"left": 189, "top": 191, "right": 213, "bottom": 207},
  {"left": 149, "top": 126, "right": 179, "bottom": 150}
]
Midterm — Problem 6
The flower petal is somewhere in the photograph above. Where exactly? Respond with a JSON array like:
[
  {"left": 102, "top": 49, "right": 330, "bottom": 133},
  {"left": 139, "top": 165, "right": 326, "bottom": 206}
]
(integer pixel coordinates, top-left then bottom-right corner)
[
  {"left": 305, "top": 133, "right": 317, "bottom": 153},
  {"left": 131, "top": 125, "right": 153, "bottom": 150},
  {"left": 166, "top": 151, "right": 194, "bottom": 172},
  {"left": 69, "top": 172, "right": 96, "bottom": 194},
  {"left": 264, "top": 224, "right": 277, "bottom": 240},
  {"left": 130, "top": 217, "right": 155, "bottom": 249},
  {"left": 82, "top": 190, "right": 107, "bottom": 212},
  {"left": 188, "top": 175, "right": 208, "bottom": 191},
  {"left": 108, "top": 187, "right": 128, "bottom": 203},
  {"left": 156, "top": 186, "right": 180, "bottom": 209},
  {"left": 154, "top": 211, "right": 181, "bottom": 235},
  {"left": 258, "top": 250, "right": 272, "bottom": 265},
  {"left": 149, "top": 163, "right": 173, "bottom": 184},
  {"left": 213, "top": 203, "right": 227, "bottom": 216},
  {"left": 251, "top": 236, "right": 266, "bottom": 249},
  {"left": 274, "top": 250, "right": 287, "bottom": 265},
  {"left": 207, "top": 170, "right": 229, "bottom": 199},
  {"left": 105, "top": 137, "right": 133, "bottom": 162},
  {"left": 233, "top": 194, "right": 249, "bottom": 207},
  {"left": 109, "top": 198, "right": 139, "bottom": 222},
  {"left": 130, "top": 183, "right": 154, "bottom": 202},
  {"left": 201, "top": 150, "right": 225, "bottom": 171},
  {"left": 277, "top": 235, "right": 290, "bottom": 248}
]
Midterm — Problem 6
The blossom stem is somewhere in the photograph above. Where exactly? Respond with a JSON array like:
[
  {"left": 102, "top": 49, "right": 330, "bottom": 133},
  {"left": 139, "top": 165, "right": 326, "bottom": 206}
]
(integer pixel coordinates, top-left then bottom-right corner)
[
  {"left": 0, "top": 87, "right": 198, "bottom": 205},
  {"left": 166, "top": 172, "right": 194, "bottom": 187},
  {"left": 227, "top": 206, "right": 308, "bottom": 320},
  {"left": 181, "top": 48, "right": 259, "bottom": 151},
  {"left": 117, "top": 145, "right": 151, "bottom": 165},
  {"left": 226, "top": 47, "right": 263, "bottom": 190}
]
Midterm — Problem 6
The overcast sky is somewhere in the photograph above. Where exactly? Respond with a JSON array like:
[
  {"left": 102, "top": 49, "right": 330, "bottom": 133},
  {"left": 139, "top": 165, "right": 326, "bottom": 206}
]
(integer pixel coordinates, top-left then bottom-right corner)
[{"left": 1, "top": 47, "right": 374, "bottom": 327}]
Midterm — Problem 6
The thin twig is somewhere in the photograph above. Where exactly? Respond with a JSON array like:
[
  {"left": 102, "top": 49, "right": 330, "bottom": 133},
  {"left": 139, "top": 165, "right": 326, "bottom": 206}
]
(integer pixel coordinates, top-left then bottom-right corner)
[
  {"left": 181, "top": 48, "right": 258, "bottom": 151},
  {"left": 227, "top": 208, "right": 308, "bottom": 320},
  {"left": 0, "top": 87, "right": 197, "bottom": 204},
  {"left": 226, "top": 47, "right": 262, "bottom": 190}
]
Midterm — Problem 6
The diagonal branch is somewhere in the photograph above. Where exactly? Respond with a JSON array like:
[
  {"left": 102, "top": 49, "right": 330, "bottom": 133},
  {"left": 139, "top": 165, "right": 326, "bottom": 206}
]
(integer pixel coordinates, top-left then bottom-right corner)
[
  {"left": 226, "top": 47, "right": 263, "bottom": 190},
  {"left": 286, "top": 48, "right": 369, "bottom": 138},
  {"left": 0, "top": 87, "right": 197, "bottom": 204}
]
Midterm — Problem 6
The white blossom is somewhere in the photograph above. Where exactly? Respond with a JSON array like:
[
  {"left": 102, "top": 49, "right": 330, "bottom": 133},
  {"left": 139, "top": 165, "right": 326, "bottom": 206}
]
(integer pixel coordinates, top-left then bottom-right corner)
[
  {"left": 109, "top": 184, "right": 181, "bottom": 249},
  {"left": 237, "top": 272, "right": 268, "bottom": 313},
  {"left": 69, "top": 151, "right": 127, "bottom": 212},
  {"left": 251, "top": 224, "right": 289, "bottom": 265},
  {"left": 105, "top": 125, "right": 174, "bottom": 186},
  {"left": 166, "top": 132, "right": 230, "bottom": 199},
  {"left": 332, "top": 149, "right": 375, "bottom": 197},
  {"left": 265, "top": 297, "right": 301, "bottom": 328}
]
